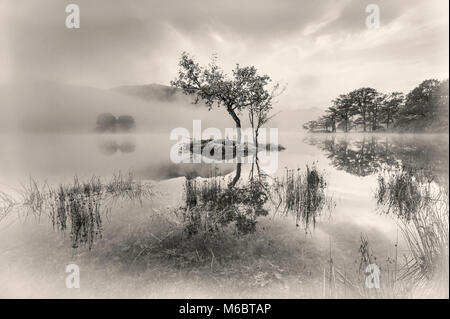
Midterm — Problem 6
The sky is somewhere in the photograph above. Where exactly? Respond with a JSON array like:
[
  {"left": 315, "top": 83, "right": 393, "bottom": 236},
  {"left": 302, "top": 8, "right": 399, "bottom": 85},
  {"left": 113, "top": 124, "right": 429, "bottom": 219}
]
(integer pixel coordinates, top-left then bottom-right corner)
[{"left": 1, "top": 0, "right": 449, "bottom": 110}]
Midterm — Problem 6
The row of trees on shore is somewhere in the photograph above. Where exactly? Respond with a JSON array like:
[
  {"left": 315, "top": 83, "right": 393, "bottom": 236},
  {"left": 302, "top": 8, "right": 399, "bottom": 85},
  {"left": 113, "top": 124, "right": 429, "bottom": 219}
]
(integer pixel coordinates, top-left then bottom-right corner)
[{"left": 303, "top": 79, "right": 449, "bottom": 133}]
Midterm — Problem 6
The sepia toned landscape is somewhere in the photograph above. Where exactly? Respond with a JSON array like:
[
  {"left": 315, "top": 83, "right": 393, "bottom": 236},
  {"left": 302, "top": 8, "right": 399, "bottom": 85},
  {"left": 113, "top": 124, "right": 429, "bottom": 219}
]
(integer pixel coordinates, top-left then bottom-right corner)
[{"left": 0, "top": 0, "right": 448, "bottom": 299}]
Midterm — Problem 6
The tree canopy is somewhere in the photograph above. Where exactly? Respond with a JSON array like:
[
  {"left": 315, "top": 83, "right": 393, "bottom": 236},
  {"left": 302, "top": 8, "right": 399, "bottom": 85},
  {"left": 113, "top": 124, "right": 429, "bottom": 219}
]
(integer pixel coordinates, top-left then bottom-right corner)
[
  {"left": 304, "top": 78, "right": 448, "bottom": 133},
  {"left": 171, "top": 52, "right": 279, "bottom": 144}
]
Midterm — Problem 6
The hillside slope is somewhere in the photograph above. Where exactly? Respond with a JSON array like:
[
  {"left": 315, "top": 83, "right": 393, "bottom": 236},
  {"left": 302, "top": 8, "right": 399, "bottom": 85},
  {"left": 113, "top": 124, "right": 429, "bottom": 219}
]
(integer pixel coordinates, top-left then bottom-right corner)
[{"left": 111, "top": 84, "right": 186, "bottom": 103}]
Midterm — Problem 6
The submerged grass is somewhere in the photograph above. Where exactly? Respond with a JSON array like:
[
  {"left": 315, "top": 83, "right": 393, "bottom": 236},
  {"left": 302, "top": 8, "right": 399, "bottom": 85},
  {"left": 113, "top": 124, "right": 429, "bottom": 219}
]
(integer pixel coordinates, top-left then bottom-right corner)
[
  {"left": 48, "top": 179, "right": 103, "bottom": 250},
  {"left": 181, "top": 175, "right": 269, "bottom": 236},
  {"left": 0, "top": 190, "right": 16, "bottom": 222},
  {"left": 272, "top": 164, "right": 334, "bottom": 233},
  {"left": 179, "top": 163, "right": 334, "bottom": 238},
  {"left": 21, "top": 178, "right": 48, "bottom": 217},
  {"left": 375, "top": 167, "right": 432, "bottom": 220},
  {"left": 5, "top": 161, "right": 447, "bottom": 298},
  {"left": 16, "top": 172, "right": 154, "bottom": 250},
  {"left": 322, "top": 234, "right": 411, "bottom": 299}
]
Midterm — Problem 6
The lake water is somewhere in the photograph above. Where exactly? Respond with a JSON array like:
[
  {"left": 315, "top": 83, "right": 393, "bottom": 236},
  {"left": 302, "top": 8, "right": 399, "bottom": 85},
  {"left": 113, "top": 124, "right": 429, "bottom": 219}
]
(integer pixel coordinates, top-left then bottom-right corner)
[
  {"left": 1, "top": 132, "right": 448, "bottom": 235},
  {"left": 0, "top": 132, "right": 448, "bottom": 297}
]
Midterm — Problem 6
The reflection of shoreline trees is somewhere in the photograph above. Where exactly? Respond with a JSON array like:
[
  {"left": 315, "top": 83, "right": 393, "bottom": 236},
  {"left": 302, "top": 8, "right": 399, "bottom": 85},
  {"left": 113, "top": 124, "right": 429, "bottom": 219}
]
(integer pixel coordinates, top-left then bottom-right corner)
[{"left": 304, "top": 135, "right": 449, "bottom": 180}]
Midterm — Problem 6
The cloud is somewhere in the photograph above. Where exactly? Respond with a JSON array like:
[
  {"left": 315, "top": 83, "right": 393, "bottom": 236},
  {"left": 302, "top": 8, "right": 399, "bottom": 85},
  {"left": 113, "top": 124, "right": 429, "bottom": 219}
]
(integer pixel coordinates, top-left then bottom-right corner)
[{"left": 3, "top": 0, "right": 449, "bottom": 110}]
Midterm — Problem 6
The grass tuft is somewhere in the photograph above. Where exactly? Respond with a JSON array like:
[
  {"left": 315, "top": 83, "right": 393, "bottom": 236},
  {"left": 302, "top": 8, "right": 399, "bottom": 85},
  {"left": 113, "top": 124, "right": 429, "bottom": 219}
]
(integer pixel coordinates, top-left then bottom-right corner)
[
  {"left": 273, "top": 164, "right": 333, "bottom": 233},
  {"left": 17, "top": 172, "right": 153, "bottom": 250}
]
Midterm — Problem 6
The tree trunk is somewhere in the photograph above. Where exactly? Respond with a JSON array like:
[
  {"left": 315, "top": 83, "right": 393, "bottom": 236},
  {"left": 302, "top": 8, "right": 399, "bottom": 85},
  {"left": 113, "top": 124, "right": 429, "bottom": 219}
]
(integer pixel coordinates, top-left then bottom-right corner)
[
  {"left": 227, "top": 108, "right": 241, "bottom": 144},
  {"left": 362, "top": 113, "right": 367, "bottom": 132},
  {"left": 229, "top": 163, "right": 241, "bottom": 187}
]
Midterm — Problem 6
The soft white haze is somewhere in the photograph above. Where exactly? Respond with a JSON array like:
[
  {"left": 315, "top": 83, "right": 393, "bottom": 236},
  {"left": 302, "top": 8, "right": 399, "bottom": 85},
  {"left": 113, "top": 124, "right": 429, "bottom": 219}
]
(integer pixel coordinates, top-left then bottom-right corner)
[{"left": 1, "top": 0, "right": 449, "bottom": 110}]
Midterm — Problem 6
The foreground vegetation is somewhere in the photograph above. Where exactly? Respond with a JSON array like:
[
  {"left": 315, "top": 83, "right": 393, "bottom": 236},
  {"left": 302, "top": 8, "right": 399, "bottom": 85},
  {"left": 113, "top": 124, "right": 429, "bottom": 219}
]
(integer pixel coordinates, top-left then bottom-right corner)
[
  {"left": 1, "top": 164, "right": 448, "bottom": 298},
  {"left": 2, "top": 173, "right": 153, "bottom": 250},
  {"left": 0, "top": 166, "right": 336, "bottom": 298},
  {"left": 375, "top": 167, "right": 449, "bottom": 297},
  {"left": 2, "top": 166, "right": 332, "bottom": 250},
  {"left": 272, "top": 166, "right": 334, "bottom": 233},
  {"left": 178, "top": 164, "right": 331, "bottom": 236}
]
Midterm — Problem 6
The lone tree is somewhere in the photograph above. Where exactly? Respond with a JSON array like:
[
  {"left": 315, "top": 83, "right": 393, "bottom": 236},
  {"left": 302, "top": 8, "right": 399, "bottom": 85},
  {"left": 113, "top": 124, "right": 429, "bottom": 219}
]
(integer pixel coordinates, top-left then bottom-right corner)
[{"left": 171, "top": 52, "right": 277, "bottom": 144}]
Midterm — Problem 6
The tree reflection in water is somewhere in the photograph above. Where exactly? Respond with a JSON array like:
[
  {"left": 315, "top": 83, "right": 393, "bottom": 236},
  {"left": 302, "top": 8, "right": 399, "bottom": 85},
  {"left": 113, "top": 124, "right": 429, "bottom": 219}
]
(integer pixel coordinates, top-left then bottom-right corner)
[{"left": 304, "top": 134, "right": 449, "bottom": 182}]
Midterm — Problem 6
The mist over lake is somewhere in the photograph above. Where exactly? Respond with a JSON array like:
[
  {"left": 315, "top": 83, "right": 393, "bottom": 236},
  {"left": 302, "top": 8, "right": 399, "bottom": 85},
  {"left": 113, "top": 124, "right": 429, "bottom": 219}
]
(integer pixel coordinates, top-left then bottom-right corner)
[{"left": 0, "top": 0, "right": 448, "bottom": 302}]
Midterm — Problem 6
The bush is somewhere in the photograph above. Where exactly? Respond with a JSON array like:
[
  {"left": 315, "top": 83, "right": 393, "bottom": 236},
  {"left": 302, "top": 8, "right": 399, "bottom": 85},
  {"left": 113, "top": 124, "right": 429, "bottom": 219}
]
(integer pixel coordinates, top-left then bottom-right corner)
[
  {"left": 96, "top": 113, "right": 117, "bottom": 133},
  {"left": 95, "top": 114, "right": 136, "bottom": 133},
  {"left": 117, "top": 115, "right": 136, "bottom": 132}
]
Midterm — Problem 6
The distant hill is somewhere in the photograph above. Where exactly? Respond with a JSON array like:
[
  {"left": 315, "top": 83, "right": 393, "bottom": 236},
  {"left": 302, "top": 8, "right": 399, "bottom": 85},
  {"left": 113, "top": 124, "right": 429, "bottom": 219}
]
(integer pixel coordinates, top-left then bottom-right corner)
[
  {"left": 111, "top": 84, "right": 186, "bottom": 103},
  {"left": 1, "top": 81, "right": 326, "bottom": 134},
  {"left": 0, "top": 82, "right": 233, "bottom": 133}
]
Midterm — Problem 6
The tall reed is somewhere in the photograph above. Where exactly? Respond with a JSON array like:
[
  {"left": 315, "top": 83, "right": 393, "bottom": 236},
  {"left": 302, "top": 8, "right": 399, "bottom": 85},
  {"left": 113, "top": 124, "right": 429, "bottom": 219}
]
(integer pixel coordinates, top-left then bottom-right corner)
[
  {"left": 18, "top": 172, "right": 153, "bottom": 250},
  {"left": 273, "top": 164, "right": 333, "bottom": 232},
  {"left": 376, "top": 167, "right": 449, "bottom": 297}
]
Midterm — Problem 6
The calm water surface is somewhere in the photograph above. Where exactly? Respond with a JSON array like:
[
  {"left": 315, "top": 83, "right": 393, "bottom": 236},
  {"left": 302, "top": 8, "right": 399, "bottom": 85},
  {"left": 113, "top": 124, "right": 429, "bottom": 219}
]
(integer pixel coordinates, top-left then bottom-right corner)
[{"left": 0, "top": 132, "right": 448, "bottom": 249}]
